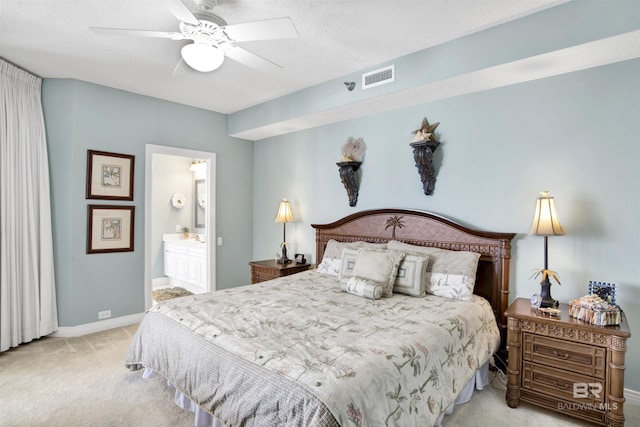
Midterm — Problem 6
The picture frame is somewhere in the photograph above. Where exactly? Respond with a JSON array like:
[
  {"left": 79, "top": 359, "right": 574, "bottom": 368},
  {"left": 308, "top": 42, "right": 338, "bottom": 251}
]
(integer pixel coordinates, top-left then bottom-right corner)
[
  {"left": 588, "top": 280, "right": 617, "bottom": 304},
  {"left": 86, "top": 150, "right": 135, "bottom": 200},
  {"left": 87, "top": 205, "right": 135, "bottom": 254}
]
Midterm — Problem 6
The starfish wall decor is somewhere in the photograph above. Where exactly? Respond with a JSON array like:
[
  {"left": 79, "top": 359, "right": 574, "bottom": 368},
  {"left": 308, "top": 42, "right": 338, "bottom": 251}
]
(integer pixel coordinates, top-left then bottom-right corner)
[{"left": 411, "top": 117, "right": 440, "bottom": 143}]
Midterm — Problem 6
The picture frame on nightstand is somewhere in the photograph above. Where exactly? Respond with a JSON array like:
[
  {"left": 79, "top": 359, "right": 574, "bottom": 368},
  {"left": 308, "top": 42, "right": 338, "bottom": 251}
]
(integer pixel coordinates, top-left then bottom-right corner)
[{"left": 588, "top": 281, "right": 617, "bottom": 304}]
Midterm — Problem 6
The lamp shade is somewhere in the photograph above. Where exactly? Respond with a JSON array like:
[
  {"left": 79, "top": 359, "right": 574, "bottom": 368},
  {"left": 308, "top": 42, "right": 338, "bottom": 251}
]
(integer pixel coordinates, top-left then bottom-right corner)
[
  {"left": 275, "top": 199, "right": 293, "bottom": 223},
  {"left": 530, "top": 191, "right": 565, "bottom": 236},
  {"left": 181, "top": 42, "right": 225, "bottom": 72}
]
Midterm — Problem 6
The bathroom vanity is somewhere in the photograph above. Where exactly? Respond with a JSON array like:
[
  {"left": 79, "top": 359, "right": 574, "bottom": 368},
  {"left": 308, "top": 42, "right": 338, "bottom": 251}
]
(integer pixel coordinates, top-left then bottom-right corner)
[{"left": 163, "top": 234, "right": 207, "bottom": 292}]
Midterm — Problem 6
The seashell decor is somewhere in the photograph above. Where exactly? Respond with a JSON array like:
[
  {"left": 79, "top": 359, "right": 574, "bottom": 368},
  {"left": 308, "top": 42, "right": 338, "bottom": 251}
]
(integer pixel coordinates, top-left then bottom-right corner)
[{"left": 340, "top": 137, "right": 366, "bottom": 162}]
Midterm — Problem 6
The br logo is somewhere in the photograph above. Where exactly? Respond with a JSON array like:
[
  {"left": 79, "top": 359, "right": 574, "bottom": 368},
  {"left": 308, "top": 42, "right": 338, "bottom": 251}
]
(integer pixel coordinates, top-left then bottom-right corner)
[{"left": 573, "top": 382, "right": 603, "bottom": 399}]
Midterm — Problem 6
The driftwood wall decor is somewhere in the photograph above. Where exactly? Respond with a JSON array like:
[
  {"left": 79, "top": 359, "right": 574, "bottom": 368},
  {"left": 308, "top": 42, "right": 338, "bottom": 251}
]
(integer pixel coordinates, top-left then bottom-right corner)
[
  {"left": 410, "top": 117, "right": 440, "bottom": 196},
  {"left": 337, "top": 161, "right": 361, "bottom": 206},
  {"left": 411, "top": 141, "right": 440, "bottom": 195},
  {"left": 337, "top": 137, "right": 366, "bottom": 207}
]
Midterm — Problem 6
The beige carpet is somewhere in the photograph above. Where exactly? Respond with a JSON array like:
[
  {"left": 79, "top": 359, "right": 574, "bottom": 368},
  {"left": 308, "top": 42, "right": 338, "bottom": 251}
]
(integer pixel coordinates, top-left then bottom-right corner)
[{"left": 1, "top": 325, "right": 638, "bottom": 427}]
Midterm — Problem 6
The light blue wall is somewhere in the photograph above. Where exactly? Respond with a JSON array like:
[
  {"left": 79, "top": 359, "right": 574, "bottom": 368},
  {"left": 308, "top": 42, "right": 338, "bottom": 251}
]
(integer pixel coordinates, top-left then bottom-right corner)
[
  {"left": 253, "top": 60, "right": 640, "bottom": 390},
  {"left": 42, "top": 79, "right": 254, "bottom": 327}
]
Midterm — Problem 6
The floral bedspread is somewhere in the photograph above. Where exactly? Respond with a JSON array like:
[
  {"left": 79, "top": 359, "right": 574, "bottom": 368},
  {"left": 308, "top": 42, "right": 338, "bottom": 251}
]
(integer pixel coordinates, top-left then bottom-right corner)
[{"left": 141, "top": 270, "right": 500, "bottom": 426}]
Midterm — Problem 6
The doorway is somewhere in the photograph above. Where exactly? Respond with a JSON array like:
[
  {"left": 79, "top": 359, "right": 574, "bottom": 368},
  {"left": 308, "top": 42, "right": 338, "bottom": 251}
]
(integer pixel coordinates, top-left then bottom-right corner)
[{"left": 144, "top": 144, "right": 216, "bottom": 310}]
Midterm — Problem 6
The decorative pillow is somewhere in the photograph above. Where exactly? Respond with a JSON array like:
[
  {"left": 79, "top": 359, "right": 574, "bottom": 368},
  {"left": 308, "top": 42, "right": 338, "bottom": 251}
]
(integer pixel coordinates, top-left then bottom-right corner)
[
  {"left": 351, "top": 249, "right": 405, "bottom": 298},
  {"left": 316, "top": 257, "right": 341, "bottom": 277},
  {"left": 387, "top": 240, "right": 481, "bottom": 301},
  {"left": 393, "top": 253, "right": 430, "bottom": 297},
  {"left": 338, "top": 248, "right": 360, "bottom": 281},
  {"left": 323, "top": 239, "right": 388, "bottom": 260},
  {"left": 340, "top": 276, "right": 383, "bottom": 300}
]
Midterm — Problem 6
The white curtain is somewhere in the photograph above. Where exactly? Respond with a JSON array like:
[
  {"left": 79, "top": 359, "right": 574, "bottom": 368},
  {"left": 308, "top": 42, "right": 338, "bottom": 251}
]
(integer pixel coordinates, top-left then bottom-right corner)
[{"left": 0, "top": 59, "right": 58, "bottom": 352}]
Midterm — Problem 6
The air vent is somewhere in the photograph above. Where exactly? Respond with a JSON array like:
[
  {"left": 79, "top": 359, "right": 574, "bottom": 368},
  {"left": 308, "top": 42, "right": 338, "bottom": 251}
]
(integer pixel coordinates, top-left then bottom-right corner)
[{"left": 362, "top": 65, "right": 395, "bottom": 89}]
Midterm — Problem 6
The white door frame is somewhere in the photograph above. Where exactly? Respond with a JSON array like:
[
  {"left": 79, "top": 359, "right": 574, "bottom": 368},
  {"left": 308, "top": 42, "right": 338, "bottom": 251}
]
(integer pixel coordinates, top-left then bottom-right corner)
[{"left": 144, "top": 144, "right": 216, "bottom": 310}]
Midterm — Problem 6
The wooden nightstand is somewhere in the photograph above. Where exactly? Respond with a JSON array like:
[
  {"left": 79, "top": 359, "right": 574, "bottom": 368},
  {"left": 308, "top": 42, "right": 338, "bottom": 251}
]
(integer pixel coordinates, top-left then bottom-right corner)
[
  {"left": 505, "top": 298, "right": 631, "bottom": 426},
  {"left": 249, "top": 259, "right": 312, "bottom": 284}
]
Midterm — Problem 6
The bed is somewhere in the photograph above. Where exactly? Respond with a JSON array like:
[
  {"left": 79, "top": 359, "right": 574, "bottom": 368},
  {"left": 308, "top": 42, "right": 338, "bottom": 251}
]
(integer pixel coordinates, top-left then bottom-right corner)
[{"left": 126, "top": 208, "right": 515, "bottom": 426}]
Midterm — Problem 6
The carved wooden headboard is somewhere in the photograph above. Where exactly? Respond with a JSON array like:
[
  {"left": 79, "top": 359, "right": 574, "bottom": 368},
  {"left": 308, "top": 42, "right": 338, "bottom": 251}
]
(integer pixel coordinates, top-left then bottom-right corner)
[{"left": 311, "top": 208, "right": 516, "bottom": 354}]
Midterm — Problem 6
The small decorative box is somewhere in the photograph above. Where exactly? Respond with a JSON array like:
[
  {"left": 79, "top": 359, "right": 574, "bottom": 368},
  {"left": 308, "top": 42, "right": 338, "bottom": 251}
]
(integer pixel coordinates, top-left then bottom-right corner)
[{"left": 569, "top": 294, "right": 621, "bottom": 326}]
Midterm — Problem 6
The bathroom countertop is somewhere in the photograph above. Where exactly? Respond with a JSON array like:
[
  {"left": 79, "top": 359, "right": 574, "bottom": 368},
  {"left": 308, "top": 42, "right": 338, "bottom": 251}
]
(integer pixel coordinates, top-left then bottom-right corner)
[{"left": 162, "top": 233, "right": 206, "bottom": 245}]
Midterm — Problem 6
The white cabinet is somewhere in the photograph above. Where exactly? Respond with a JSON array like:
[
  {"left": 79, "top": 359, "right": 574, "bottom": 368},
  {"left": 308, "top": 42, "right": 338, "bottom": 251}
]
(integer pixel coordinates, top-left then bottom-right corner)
[{"left": 163, "top": 237, "right": 207, "bottom": 291}]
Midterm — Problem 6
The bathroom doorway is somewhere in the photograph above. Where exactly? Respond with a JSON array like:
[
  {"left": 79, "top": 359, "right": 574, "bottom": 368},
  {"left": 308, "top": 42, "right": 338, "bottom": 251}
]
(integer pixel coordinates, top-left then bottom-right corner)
[{"left": 144, "top": 144, "right": 216, "bottom": 310}]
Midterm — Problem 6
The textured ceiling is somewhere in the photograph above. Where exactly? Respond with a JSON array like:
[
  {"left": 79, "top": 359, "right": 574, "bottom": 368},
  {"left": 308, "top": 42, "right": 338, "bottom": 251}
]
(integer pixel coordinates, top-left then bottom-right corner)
[{"left": 0, "top": 0, "right": 567, "bottom": 114}]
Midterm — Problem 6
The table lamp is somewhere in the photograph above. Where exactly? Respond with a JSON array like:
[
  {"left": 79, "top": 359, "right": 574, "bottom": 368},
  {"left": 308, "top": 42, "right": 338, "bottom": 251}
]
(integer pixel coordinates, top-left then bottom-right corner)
[
  {"left": 530, "top": 191, "right": 565, "bottom": 308},
  {"left": 275, "top": 198, "right": 293, "bottom": 264}
]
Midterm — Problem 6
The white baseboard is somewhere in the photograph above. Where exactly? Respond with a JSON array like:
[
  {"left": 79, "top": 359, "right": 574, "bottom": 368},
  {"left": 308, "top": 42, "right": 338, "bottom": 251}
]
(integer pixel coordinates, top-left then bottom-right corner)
[
  {"left": 626, "top": 388, "right": 640, "bottom": 405},
  {"left": 50, "top": 312, "right": 145, "bottom": 338}
]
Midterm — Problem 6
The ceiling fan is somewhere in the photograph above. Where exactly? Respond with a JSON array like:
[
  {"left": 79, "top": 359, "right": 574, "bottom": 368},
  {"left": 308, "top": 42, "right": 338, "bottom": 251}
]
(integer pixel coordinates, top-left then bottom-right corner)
[{"left": 89, "top": 0, "right": 298, "bottom": 73}]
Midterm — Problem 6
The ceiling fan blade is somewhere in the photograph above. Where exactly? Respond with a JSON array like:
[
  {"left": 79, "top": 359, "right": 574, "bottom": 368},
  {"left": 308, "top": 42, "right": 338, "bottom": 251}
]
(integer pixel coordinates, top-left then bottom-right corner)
[
  {"left": 90, "top": 27, "right": 186, "bottom": 40},
  {"left": 222, "top": 17, "right": 298, "bottom": 42},
  {"left": 223, "top": 45, "right": 283, "bottom": 71},
  {"left": 167, "top": 0, "right": 200, "bottom": 26},
  {"left": 172, "top": 57, "right": 185, "bottom": 75}
]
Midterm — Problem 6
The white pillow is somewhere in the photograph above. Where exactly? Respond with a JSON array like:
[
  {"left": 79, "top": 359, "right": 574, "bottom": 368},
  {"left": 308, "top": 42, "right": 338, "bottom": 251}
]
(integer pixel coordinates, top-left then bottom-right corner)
[
  {"left": 387, "top": 240, "right": 480, "bottom": 301},
  {"left": 393, "top": 253, "right": 430, "bottom": 297},
  {"left": 316, "top": 257, "right": 341, "bottom": 277},
  {"left": 352, "top": 249, "right": 405, "bottom": 298},
  {"left": 340, "top": 276, "right": 383, "bottom": 300},
  {"left": 338, "top": 248, "right": 359, "bottom": 281}
]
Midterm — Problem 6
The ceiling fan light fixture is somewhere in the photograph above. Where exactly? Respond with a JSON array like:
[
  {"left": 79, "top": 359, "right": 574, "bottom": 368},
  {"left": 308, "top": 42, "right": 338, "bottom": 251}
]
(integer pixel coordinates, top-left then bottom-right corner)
[{"left": 181, "top": 42, "right": 224, "bottom": 72}]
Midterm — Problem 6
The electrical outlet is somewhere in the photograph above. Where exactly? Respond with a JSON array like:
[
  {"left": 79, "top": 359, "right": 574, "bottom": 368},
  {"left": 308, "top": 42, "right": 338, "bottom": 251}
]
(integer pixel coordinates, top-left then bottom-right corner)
[{"left": 98, "top": 310, "right": 111, "bottom": 320}]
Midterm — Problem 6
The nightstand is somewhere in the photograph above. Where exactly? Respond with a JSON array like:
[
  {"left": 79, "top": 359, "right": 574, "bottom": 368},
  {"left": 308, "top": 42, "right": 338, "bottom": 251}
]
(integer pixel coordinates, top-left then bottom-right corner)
[
  {"left": 505, "top": 298, "right": 631, "bottom": 426},
  {"left": 249, "top": 259, "right": 312, "bottom": 284}
]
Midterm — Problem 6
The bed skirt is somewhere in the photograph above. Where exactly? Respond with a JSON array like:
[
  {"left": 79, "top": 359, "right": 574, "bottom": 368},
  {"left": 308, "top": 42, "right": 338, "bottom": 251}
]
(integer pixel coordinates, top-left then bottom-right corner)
[{"left": 142, "top": 361, "right": 491, "bottom": 427}]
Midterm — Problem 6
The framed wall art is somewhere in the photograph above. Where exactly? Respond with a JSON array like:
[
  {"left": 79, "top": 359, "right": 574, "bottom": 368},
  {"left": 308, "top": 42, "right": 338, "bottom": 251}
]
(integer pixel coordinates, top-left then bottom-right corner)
[
  {"left": 87, "top": 205, "right": 135, "bottom": 254},
  {"left": 86, "top": 150, "right": 135, "bottom": 200}
]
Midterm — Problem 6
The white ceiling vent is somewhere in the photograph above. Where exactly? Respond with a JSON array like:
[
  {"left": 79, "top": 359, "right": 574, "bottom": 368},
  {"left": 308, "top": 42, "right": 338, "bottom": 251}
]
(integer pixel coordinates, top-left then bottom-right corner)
[{"left": 362, "top": 65, "right": 395, "bottom": 89}]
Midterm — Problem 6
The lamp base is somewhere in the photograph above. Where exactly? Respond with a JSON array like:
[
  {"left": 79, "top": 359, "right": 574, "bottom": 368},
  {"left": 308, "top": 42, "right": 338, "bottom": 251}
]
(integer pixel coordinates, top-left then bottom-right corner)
[
  {"left": 540, "top": 280, "right": 559, "bottom": 308},
  {"left": 277, "top": 244, "right": 291, "bottom": 264}
]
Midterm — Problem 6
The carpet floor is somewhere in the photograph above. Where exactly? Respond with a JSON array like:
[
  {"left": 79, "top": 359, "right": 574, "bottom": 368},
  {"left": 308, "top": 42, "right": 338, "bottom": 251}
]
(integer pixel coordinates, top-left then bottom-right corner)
[{"left": 1, "top": 324, "right": 638, "bottom": 426}]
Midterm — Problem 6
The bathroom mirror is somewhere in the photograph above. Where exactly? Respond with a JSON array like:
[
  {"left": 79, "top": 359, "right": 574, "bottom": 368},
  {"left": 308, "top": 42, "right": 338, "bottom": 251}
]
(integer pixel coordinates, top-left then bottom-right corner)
[{"left": 195, "top": 179, "right": 206, "bottom": 229}]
